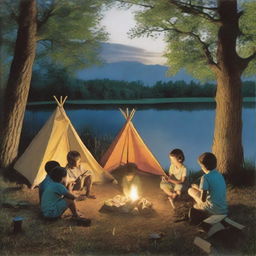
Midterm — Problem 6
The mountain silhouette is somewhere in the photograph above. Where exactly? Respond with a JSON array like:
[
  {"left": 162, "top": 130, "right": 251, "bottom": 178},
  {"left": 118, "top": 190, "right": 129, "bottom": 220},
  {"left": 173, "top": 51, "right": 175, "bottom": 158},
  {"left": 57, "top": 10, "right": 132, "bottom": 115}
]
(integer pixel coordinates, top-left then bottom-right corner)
[
  {"left": 75, "top": 43, "right": 254, "bottom": 86},
  {"left": 77, "top": 61, "right": 197, "bottom": 86}
]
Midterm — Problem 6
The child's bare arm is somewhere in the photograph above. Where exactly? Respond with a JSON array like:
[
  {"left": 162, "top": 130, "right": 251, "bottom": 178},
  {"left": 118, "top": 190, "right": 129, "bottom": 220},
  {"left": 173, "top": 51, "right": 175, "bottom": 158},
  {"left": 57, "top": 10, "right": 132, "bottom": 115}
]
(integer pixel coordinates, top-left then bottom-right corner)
[
  {"left": 64, "top": 191, "right": 76, "bottom": 200},
  {"left": 161, "top": 174, "right": 169, "bottom": 181},
  {"left": 66, "top": 181, "right": 75, "bottom": 192},
  {"left": 201, "top": 190, "right": 207, "bottom": 202},
  {"left": 168, "top": 176, "right": 186, "bottom": 184},
  {"left": 65, "top": 191, "right": 86, "bottom": 201}
]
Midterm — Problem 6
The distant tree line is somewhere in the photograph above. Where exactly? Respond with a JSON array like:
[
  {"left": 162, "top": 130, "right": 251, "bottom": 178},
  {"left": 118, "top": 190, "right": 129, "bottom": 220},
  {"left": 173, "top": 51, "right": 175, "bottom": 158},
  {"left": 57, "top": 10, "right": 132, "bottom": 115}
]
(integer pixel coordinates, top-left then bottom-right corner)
[{"left": 29, "top": 67, "right": 255, "bottom": 101}]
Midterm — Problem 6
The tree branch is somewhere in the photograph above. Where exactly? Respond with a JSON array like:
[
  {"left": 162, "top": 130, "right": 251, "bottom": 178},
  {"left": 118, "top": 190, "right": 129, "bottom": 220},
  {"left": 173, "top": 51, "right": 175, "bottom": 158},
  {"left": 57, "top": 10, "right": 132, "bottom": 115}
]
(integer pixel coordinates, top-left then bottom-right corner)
[
  {"left": 167, "top": 0, "right": 220, "bottom": 23},
  {"left": 164, "top": 19, "right": 218, "bottom": 69},
  {"left": 117, "top": 0, "right": 153, "bottom": 8},
  {"left": 237, "top": 10, "right": 244, "bottom": 19},
  {"left": 189, "top": 4, "right": 218, "bottom": 11},
  {"left": 117, "top": 0, "right": 220, "bottom": 23},
  {"left": 37, "top": 5, "right": 57, "bottom": 31},
  {"left": 176, "top": 30, "right": 219, "bottom": 70},
  {"left": 135, "top": 22, "right": 219, "bottom": 71},
  {"left": 239, "top": 51, "right": 256, "bottom": 71}
]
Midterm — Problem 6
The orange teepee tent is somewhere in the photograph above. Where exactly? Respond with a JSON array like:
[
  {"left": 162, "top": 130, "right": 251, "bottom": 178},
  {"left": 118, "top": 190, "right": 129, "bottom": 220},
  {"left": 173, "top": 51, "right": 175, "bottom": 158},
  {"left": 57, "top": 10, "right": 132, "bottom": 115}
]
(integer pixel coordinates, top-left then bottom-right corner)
[{"left": 101, "top": 109, "right": 165, "bottom": 175}]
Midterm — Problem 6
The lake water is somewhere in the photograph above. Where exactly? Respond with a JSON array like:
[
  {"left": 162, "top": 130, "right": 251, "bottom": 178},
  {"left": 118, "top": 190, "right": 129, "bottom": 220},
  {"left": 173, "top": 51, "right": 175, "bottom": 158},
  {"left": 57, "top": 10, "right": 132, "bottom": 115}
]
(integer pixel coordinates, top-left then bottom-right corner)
[{"left": 22, "top": 102, "right": 255, "bottom": 171}]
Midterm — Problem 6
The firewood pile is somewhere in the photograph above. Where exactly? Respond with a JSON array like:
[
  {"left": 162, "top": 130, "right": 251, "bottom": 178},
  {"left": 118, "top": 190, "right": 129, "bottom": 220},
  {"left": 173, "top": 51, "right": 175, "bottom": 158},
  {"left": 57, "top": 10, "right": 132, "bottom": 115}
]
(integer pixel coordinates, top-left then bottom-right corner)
[{"left": 100, "top": 195, "right": 153, "bottom": 215}]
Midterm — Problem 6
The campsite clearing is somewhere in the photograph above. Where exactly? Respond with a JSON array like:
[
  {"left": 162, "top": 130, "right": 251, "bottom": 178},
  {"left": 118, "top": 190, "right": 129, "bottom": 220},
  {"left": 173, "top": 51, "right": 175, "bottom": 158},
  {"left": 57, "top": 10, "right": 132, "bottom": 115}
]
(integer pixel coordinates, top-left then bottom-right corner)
[{"left": 0, "top": 171, "right": 255, "bottom": 256}]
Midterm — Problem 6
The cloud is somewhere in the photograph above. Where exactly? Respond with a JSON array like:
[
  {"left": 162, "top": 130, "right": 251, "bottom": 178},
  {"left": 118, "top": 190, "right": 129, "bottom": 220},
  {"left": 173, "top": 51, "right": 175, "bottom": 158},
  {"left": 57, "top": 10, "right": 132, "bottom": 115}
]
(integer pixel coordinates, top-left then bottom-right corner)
[{"left": 100, "top": 43, "right": 166, "bottom": 65}]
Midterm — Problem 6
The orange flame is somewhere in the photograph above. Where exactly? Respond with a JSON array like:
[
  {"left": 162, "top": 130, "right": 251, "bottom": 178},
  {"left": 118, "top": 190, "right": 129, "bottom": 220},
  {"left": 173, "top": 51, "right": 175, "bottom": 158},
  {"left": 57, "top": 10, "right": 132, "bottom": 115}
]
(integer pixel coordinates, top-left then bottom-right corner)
[{"left": 129, "top": 185, "right": 139, "bottom": 201}]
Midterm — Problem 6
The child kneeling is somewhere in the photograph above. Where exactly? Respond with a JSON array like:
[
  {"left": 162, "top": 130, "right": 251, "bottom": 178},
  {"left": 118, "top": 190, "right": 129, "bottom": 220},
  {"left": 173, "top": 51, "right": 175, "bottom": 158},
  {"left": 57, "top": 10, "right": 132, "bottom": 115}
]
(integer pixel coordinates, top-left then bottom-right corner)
[{"left": 41, "top": 166, "right": 89, "bottom": 221}]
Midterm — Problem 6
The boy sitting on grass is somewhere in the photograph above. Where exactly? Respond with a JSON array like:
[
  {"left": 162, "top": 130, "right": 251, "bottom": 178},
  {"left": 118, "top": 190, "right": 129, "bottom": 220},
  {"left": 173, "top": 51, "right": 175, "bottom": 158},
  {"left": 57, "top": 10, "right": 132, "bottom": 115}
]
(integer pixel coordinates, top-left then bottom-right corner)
[
  {"left": 188, "top": 152, "right": 228, "bottom": 221},
  {"left": 41, "top": 166, "right": 90, "bottom": 222},
  {"left": 160, "top": 149, "right": 187, "bottom": 207},
  {"left": 66, "top": 151, "right": 96, "bottom": 199},
  {"left": 38, "top": 160, "right": 60, "bottom": 202}
]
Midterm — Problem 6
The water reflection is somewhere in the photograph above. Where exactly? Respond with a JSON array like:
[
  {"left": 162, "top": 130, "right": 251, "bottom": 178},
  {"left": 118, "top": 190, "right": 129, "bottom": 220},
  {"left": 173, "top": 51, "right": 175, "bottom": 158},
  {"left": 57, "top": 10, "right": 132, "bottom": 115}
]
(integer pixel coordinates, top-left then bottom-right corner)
[{"left": 21, "top": 102, "right": 256, "bottom": 171}]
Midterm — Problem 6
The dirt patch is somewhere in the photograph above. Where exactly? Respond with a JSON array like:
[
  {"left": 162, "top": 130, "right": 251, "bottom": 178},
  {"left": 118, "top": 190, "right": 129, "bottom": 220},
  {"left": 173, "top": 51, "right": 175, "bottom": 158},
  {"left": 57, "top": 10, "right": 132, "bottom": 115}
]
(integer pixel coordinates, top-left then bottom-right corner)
[{"left": 0, "top": 172, "right": 255, "bottom": 255}]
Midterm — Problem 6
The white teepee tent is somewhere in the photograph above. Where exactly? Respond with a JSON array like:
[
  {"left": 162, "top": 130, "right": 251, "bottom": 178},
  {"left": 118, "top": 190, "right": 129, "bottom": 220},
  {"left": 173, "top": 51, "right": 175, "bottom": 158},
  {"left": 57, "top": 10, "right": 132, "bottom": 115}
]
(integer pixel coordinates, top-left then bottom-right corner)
[
  {"left": 14, "top": 96, "right": 114, "bottom": 188},
  {"left": 101, "top": 108, "right": 165, "bottom": 175}
]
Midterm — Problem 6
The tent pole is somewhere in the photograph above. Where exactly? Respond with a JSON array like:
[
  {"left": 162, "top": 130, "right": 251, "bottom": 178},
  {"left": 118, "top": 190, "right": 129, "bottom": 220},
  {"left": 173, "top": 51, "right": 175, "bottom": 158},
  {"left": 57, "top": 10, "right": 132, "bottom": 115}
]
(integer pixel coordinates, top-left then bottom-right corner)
[
  {"left": 53, "top": 95, "right": 61, "bottom": 107},
  {"left": 119, "top": 108, "right": 127, "bottom": 120},
  {"left": 129, "top": 109, "right": 136, "bottom": 121},
  {"left": 62, "top": 96, "right": 68, "bottom": 105},
  {"left": 126, "top": 108, "right": 129, "bottom": 119}
]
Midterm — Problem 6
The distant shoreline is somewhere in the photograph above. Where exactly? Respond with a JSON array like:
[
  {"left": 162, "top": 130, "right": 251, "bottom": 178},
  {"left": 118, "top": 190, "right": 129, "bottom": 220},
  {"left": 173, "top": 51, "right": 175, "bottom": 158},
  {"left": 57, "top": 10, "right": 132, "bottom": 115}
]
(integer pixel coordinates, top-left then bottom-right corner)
[{"left": 27, "top": 97, "right": 255, "bottom": 106}]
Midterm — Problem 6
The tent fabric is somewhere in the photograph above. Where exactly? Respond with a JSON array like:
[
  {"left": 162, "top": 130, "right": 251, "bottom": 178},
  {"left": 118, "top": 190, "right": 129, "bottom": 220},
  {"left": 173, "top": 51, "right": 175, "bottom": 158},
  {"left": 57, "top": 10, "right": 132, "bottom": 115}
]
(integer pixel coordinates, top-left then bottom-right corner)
[
  {"left": 14, "top": 101, "right": 114, "bottom": 188},
  {"left": 101, "top": 109, "right": 165, "bottom": 175}
]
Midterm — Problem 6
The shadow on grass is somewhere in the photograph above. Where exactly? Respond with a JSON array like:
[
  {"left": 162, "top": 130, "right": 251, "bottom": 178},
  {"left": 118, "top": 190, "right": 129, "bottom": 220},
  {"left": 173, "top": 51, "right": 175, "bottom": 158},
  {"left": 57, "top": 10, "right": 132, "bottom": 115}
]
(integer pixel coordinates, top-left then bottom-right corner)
[
  {"left": 2, "top": 167, "right": 31, "bottom": 188},
  {"left": 224, "top": 162, "right": 256, "bottom": 187},
  {"left": 210, "top": 203, "right": 256, "bottom": 255}
]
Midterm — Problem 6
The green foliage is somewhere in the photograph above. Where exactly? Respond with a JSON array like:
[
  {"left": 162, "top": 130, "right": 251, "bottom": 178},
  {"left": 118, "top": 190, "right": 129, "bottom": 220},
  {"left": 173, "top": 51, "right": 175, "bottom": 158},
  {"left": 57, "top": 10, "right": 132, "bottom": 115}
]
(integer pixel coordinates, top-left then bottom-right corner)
[
  {"left": 120, "top": 0, "right": 256, "bottom": 80},
  {"left": 0, "top": 0, "right": 109, "bottom": 75},
  {"left": 165, "top": 38, "right": 214, "bottom": 81},
  {"left": 37, "top": 0, "right": 108, "bottom": 70},
  {"left": 79, "top": 127, "right": 113, "bottom": 161},
  {"left": 238, "top": 1, "right": 256, "bottom": 76},
  {"left": 0, "top": 1, "right": 19, "bottom": 80}
]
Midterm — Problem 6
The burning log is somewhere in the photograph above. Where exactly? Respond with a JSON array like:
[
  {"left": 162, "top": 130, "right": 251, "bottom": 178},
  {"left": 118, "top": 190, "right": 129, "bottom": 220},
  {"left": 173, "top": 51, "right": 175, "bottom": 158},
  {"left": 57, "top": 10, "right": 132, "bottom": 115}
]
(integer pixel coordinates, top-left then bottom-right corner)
[
  {"left": 100, "top": 195, "right": 153, "bottom": 215},
  {"left": 138, "top": 198, "right": 153, "bottom": 215},
  {"left": 100, "top": 184, "right": 154, "bottom": 215},
  {"left": 131, "top": 207, "right": 140, "bottom": 216},
  {"left": 101, "top": 195, "right": 153, "bottom": 215}
]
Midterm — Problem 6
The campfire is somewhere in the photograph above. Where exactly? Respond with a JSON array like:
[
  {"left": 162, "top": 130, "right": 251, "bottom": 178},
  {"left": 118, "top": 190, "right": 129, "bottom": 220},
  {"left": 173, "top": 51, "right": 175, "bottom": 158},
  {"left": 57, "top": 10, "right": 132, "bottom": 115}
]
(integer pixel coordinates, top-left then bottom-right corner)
[
  {"left": 101, "top": 185, "right": 153, "bottom": 215},
  {"left": 129, "top": 185, "right": 139, "bottom": 201}
]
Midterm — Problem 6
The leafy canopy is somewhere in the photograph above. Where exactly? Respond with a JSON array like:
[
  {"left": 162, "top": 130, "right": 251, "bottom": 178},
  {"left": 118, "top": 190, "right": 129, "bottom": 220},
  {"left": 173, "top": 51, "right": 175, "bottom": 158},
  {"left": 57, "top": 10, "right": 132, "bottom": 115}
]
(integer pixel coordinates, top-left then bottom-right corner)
[
  {"left": 36, "top": 0, "right": 109, "bottom": 70},
  {"left": 118, "top": 0, "right": 256, "bottom": 80},
  {"left": 0, "top": 0, "right": 109, "bottom": 73}
]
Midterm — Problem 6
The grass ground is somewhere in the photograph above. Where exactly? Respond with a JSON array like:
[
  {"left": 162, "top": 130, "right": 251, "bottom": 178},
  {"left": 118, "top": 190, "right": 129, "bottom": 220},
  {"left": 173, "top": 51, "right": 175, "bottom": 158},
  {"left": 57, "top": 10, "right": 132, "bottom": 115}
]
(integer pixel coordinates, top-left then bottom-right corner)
[{"left": 0, "top": 170, "right": 255, "bottom": 256}]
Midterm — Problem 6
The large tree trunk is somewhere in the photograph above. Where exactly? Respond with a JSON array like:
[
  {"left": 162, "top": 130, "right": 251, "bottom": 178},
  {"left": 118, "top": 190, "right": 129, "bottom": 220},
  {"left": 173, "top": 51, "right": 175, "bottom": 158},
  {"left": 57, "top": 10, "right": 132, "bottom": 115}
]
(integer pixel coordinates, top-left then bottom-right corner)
[
  {"left": 213, "top": 73, "right": 243, "bottom": 179},
  {"left": 0, "top": 16, "right": 5, "bottom": 126},
  {"left": 212, "top": 0, "right": 244, "bottom": 181},
  {"left": 0, "top": 0, "right": 37, "bottom": 168}
]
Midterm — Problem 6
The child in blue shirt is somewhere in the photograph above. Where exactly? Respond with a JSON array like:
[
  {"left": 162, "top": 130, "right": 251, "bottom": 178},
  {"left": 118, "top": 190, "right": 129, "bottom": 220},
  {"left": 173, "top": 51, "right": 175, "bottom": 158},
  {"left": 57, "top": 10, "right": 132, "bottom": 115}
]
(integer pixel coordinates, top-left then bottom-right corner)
[
  {"left": 39, "top": 161, "right": 60, "bottom": 202},
  {"left": 188, "top": 152, "right": 228, "bottom": 216},
  {"left": 41, "top": 166, "right": 89, "bottom": 221}
]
